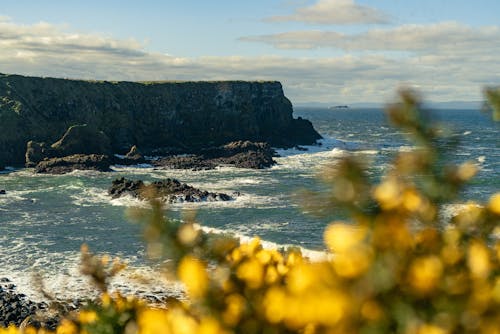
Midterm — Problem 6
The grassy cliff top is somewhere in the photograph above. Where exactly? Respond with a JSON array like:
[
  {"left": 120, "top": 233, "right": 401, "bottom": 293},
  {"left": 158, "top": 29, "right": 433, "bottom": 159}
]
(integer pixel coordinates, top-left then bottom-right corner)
[{"left": 0, "top": 73, "right": 281, "bottom": 86}]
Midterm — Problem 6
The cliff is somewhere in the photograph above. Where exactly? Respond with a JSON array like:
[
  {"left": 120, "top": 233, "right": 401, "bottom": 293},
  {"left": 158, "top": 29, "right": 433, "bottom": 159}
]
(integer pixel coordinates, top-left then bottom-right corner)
[{"left": 0, "top": 73, "right": 321, "bottom": 167}]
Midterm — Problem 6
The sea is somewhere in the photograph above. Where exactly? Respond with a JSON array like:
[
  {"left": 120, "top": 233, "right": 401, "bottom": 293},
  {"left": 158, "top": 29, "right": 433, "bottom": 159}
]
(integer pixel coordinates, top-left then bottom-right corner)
[{"left": 0, "top": 107, "right": 498, "bottom": 302}]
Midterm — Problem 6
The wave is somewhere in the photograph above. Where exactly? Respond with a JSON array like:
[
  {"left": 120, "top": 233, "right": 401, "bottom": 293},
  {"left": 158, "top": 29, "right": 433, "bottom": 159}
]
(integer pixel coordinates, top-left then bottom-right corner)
[
  {"left": 197, "top": 224, "right": 331, "bottom": 262},
  {"left": 275, "top": 137, "right": 366, "bottom": 157}
]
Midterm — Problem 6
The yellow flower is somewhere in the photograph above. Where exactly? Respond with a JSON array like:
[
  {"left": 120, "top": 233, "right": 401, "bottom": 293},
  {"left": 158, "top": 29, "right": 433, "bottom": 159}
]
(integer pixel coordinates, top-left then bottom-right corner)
[
  {"left": 138, "top": 308, "right": 171, "bottom": 334},
  {"left": 417, "top": 324, "right": 448, "bottom": 334},
  {"left": 332, "top": 245, "right": 373, "bottom": 278},
  {"left": 324, "top": 222, "right": 367, "bottom": 253},
  {"left": 222, "top": 294, "right": 246, "bottom": 326},
  {"left": 78, "top": 310, "right": 98, "bottom": 324},
  {"left": 236, "top": 258, "right": 264, "bottom": 289},
  {"left": 489, "top": 192, "right": 500, "bottom": 215},
  {"left": 373, "top": 178, "right": 402, "bottom": 210},
  {"left": 56, "top": 319, "right": 78, "bottom": 334},
  {"left": 263, "top": 287, "right": 287, "bottom": 324},
  {"left": 468, "top": 240, "right": 491, "bottom": 280},
  {"left": 408, "top": 256, "right": 443, "bottom": 295},
  {"left": 178, "top": 256, "right": 208, "bottom": 298},
  {"left": 198, "top": 317, "right": 228, "bottom": 334}
]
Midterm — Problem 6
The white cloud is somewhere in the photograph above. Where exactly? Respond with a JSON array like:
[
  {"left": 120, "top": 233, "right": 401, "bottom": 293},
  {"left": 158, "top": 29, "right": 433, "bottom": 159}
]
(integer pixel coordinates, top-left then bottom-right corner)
[
  {"left": 266, "top": 0, "right": 390, "bottom": 25},
  {"left": 241, "top": 22, "right": 500, "bottom": 55},
  {"left": 0, "top": 18, "right": 497, "bottom": 104}
]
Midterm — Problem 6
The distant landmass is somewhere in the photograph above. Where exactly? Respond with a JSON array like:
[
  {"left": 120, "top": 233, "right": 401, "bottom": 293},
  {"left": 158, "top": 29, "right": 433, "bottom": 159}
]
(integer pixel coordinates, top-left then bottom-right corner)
[
  {"left": 295, "top": 100, "right": 483, "bottom": 109},
  {"left": 328, "top": 105, "right": 349, "bottom": 109}
]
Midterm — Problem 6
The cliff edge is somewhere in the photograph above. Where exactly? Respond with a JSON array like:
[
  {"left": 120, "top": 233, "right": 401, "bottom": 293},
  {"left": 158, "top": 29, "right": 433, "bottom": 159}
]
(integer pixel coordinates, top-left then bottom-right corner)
[{"left": 0, "top": 73, "right": 321, "bottom": 167}]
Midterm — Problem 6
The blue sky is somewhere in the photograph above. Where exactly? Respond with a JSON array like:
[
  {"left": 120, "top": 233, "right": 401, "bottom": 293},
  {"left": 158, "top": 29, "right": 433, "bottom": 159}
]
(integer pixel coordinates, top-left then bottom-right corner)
[{"left": 1, "top": 0, "right": 500, "bottom": 103}]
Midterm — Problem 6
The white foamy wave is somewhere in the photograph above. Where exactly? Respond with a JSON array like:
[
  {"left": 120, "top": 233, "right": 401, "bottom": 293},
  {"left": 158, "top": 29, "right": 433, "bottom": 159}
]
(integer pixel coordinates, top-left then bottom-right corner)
[
  {"left": 168, "top": 192, "right": 287, "bottom": 210},
  {"left": 1, "top": 252, "right": 184, "bottom": 303},
  {"left": 273, "top": 148, "right": 346, "bottom": 172},
  {"left": 70, "top": 187, "right": 114, "bottom": 207},
  {"left": 111, "top": 164, "right": 154, "bottom": 170},
  {"left": 275, "top": 137, "right": 364, "bottom": 157},
  {"left": 197, "top": 224, "right": 331, "bottom": 262}
]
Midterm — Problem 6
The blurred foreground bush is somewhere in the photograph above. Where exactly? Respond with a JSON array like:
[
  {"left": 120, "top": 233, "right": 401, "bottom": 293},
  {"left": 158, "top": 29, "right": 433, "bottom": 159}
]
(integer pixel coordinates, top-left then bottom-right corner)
[{"left": 2, "top": 89, "right": 500, "bottom": 334}]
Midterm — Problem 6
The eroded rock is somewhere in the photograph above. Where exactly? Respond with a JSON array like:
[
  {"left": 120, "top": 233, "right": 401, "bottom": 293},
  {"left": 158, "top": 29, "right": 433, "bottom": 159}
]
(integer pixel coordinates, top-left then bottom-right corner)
[
  {"left": 35, "top": 154, "right": 112, "bottom": 174},
  {"left": 109, "top": 177, "right": 234, "bottom": 203},
  {"left": 153, "top": 140, "right": 275, "bottom": 170}
]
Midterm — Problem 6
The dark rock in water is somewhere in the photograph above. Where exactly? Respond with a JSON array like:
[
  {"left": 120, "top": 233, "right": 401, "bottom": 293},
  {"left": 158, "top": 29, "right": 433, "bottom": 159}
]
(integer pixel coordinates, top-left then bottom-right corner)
[
  {"left": 113, "top": 145, "right": 147, "bottom": 165},
  {"left": 35, "top": 154, "right": 112, "bottom": 174},
  {"left": 25, "top": 124, "right": 111, "bottom": 167},
  {"left": 152, "top": 155, "right": 215, "bottom": 170},
  {"left": 153, "top": 140, "right": 276, "bottom": 170},
  {"left": 0, "top": 189, "right": 6, "bottom": 195},
  {"left": 0, "top": 74, "right": 321, "bottom": 167},
  {"left": 108, "top": 178, "right": 145, "bottom": 199},
  {"left": 109, "top": 177, "right": 234, "bottom": 203}
]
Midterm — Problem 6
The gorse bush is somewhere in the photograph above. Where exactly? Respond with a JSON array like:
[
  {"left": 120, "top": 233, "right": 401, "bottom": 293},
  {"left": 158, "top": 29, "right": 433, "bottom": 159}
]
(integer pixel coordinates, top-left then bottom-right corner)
[{"left": 2, "top": 89, "right": 500, "bottom": 334}]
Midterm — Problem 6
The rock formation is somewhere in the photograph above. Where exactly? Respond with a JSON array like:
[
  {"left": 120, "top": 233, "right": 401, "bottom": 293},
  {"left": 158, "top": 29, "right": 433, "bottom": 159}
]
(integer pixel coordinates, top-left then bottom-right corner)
[
  {"left": 34, "top": 154, "right": 112, "bottom": 174},
  {"left": 26, "top": 124, "right": 111, "bottom": 167},
  {"left": 109, "top": 177, "right": 233, "bottom": 203},
  {"left": 114, "top": 145, "right": 146, "bottom": 165},
  {"left": 153, "top": 140, "right": 276, "bottom": 170},
  {"left": 0, "top": 73, "right": 321, "bottom": 166}
]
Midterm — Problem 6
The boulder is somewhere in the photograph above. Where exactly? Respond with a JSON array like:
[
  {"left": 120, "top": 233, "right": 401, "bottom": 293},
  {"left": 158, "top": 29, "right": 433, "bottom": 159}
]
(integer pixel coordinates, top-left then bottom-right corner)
[
  {"left": 109, "top": 177, "right": 234, "bottom": 203},
  {"left": 0, "top": 189, "right": 5, "bottom": 195},
  {"left": 35, "top": 154, "right": 112, "bottom": 174}
]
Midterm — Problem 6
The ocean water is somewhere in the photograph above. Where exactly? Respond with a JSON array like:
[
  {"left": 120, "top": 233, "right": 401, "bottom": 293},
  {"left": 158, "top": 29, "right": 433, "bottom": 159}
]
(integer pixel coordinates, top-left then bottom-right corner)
[{"left": 0, "top": 107, "right": 498, "bottom": 301}]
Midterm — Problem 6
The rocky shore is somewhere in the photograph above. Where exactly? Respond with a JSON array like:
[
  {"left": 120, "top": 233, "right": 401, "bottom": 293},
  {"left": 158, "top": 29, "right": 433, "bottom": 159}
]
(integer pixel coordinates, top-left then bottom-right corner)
[
  {"left": 24, "top": 123, "right": 278, "bottom": 174},
  {"left": 109, "top": 177, "right": 235, "bottom": 203},
  {"left": 0, "top": 278, "right": 78, "bottom": 331}
]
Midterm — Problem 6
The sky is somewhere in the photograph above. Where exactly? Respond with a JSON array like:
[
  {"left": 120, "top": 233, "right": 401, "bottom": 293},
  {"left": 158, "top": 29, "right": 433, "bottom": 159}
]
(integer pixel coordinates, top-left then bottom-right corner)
[{"left": 1, "top": 0, "right": 500, "bottom": 104}]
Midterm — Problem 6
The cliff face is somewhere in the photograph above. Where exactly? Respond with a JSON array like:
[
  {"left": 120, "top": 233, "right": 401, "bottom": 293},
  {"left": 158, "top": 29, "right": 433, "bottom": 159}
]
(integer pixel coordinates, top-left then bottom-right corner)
[{"left": 0, "top": 74, "right": 321, "bottom": 166}]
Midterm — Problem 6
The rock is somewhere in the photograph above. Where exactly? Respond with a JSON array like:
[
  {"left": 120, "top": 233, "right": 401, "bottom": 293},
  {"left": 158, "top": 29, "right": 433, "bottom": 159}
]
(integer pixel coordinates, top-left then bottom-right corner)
[
  {"left": 50, "top": 124, "right": 112, "bottom": 157},
  {"left": 25, "top": 141, "right": 55, "bottom": 167},
  {"left": 153, "top": 140, "right": 276, "bottom": 170},
  {"left": 108, "top": 177, "right": 234, "bottom": 203},
  {"left": 0, "top": 189, "right": 6, "bottom": 195},
  {"left": 0, "top": 278, "right": 81, "bottom": 331},
  {"left": 108, "top": 178, "right": 145, "bottom": 198},
  {"left": 34, "top": 154, "right": 112, "bottom": 174},
  {"left": 152, "top": 155, "right": 215, "bottom": 170},
  {"left": 1, "top": 74, "right": 321, "bottom": 167},
  {"left": 25, "top": 124, "right": 111, "bottom": 167},
  {"left": 113, "top": 145, "right": 147, "bottom": 165}
]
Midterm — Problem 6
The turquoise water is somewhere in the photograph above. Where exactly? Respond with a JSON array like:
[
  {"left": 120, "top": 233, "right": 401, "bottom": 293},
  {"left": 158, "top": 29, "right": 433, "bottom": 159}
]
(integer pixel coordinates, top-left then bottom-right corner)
[{"left": 0, "top": 108, "right": 498, "bottom": 300}]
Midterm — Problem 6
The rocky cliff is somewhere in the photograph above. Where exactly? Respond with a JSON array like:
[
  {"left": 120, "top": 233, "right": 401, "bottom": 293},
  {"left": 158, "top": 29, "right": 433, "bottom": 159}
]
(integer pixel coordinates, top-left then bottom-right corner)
[{"left": 0, "top": 73, "right": 321, "bottom": 167}]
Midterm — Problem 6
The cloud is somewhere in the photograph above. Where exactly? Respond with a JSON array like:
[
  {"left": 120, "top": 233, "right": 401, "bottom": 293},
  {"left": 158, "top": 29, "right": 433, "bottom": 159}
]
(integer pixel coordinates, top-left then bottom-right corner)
[
  {"left": 240, "top": 22, "right": 500, "bottom": 55},
  {"left": 0, "top": 18, "right": 496, "bottom": 104},
  {"left": 265, "top": 0, "right": 390, "bottom": 25}
]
